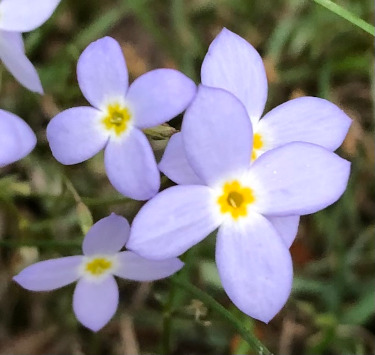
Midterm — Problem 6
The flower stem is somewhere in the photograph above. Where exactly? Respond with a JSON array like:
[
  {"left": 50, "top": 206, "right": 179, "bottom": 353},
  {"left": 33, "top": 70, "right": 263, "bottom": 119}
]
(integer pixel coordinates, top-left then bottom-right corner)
[
  {"left": 313, "top": 0, "right": 375, "bottom": 36},
  {"left": 161, "top": 278, "right": 177, "bottom": 354},
  {"left": 171, "top": 278, "right": 274, "bottom": 355}
]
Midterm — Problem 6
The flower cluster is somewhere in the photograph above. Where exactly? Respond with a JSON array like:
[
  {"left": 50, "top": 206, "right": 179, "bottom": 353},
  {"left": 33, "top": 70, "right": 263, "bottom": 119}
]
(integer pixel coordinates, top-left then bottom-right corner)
[
  {"left": 9, "top": 22, "right": 352, "bottom": 331},
  {"left": 127, "top": 29, "right": 351, "bottom": 322}
]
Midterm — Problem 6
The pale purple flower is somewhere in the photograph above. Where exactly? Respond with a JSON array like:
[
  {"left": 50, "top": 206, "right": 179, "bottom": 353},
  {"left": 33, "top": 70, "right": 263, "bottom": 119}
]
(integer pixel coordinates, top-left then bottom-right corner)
[
  {"left": 13, "top": 213, "right": 183, "bottom": 332},
  {"left": 127, "top": 85, "right": 350, "bottom": 323},
  {"left": 159, "top": 132, "right": 300, "bottom": 248},
  {"left": 0, "top": 0, "right": 61, "bottom": 93},
  {"left": 0, "top": 109, "right": 36, "bottom": 167},
  {"left": 201, "top": 28, "right": 351, "bottom": 159},
  {"left": 159, "top": 28, "right": 352, "bottom": 247},
  {"left": 47, "top": 36, "right": 196, "bottom": 200}
]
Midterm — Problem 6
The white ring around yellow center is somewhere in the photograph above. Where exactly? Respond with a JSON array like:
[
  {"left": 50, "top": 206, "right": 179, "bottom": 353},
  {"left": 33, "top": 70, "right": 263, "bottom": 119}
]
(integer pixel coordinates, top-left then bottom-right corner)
[
  {"left": 81, "top": 255, "right": 117, "bottom": 280},
  {"left": 102, "top": 103, "right": 132, "bottom": 136}
]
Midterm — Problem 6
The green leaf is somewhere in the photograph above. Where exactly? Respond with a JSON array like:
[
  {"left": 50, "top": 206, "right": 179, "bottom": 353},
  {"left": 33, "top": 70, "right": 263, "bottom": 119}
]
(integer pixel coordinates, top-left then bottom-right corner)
[{"left": 340, "top": 289, "right": 375, "bottom": 325}]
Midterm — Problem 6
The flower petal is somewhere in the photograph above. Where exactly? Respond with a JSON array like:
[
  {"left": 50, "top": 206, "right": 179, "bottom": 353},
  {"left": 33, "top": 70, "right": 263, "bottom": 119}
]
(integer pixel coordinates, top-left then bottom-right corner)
[
  {"left": 267, "top": 215, "right": 300, "bottom": 248},
  {"left": 127, "top": 185, "right": 220, "bottom": 259},
  {"left": 13, "top": 256, "right": 82, "bottom": 291},
  {"left": 182, "top": 85, "right": 253, "bottom": 187},
  {"left": 0, "top": 0, "right": 61, "bottom": 32},
  {"left": 257, "top": 97, "right": 352, "bottom": 152},
  {"left": 104, "top": 128, "right": 160, "bottom": 200},
  {"left": 126, "top": 69, "right": 196, "bottom": 129},
  {"left": 216, "top": 213, "right": 293, "bottom": 323},
  {"left": 249, "top": 142, "right": 351, "bottom": 216},
  {"left": 0, "top": 31, "right": 43, "bottom": 93},
  {"left": 201, "top": 28, "right": 267, "bottom": 125},
  {"left": 0, "top": 109, "right": 36, "bottom": 167},
  {"left": 73, "top": 276, "right": 119, "bottom": 332},
  {"left": 82, "top": 214, "right": 130, "bottom": 256},
  {"left": 114, "top": 251, "right": 183, "bottom": 281},
  {"left": 1, "top": 30, "right": 25, "bottom": 52},
  {"left": 77, "top": 37, "right": 128, "bottom": 109},
  {"left": 159, "top": 132, "right": 203, "bottom": 185},
  {"left": 47, "top": 106, "right": 108, "bottom": 165}
]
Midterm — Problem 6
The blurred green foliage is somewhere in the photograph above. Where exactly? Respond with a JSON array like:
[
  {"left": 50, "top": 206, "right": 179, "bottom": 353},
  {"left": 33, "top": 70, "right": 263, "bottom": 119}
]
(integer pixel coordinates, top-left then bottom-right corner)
[{"left": 0, "top": 0, "right": 374, "bottom": 354}]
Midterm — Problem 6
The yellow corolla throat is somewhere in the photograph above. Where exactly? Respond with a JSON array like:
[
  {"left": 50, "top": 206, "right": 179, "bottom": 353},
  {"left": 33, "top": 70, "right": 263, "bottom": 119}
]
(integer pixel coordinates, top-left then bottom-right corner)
[
  {"left": 251, "top": 132, "right": 263, "bottom": 161},
  {"left": 85, "top": 257, "right": 113, "bottom": 276},
  {"left": 102, "top": 103, "right": 132, "bottom": 136},
  {"left": 217, "top": 180, "right": 255, "bottom": 220}
]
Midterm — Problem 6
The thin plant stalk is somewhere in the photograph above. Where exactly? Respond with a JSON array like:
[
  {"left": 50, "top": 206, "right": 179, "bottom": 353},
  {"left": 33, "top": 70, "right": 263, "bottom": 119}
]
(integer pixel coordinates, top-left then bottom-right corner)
[
  {"left": 313, "top": 0, "right": 375, "bottom": 36},
  {"left": 172, "top": 277, "right": 274, "bottom": 355}
]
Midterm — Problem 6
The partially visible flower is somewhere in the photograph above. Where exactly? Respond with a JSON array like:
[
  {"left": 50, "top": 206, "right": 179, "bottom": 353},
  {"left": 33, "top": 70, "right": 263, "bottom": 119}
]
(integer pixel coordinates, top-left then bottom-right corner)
[
  {"left": 0, "top": 0, "right": 61, "bottom": 93},
  {"left": 13, "top": 213, "right": 183, "bottom": 332},
  {"left": 159, "top": 28, "right": 352, "bottom": 247},
  {"left": 0, "top": 109, "right": 36, "bottom": 167},
  {"left": 201, "top": 28, "right": 351, "bottom": 160},
  {"left": 47, "top": 36, "right": 196, "bottom": 200},
  {"left": 127, "top": 85, "right": 350, "bottom": 323}
]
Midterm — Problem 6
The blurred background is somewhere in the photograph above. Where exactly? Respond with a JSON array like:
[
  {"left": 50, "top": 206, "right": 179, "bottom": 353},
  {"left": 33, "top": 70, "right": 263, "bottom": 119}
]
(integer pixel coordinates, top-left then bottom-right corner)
[{"left": 0, "top": 0, "right": 374, "bottom": 354}]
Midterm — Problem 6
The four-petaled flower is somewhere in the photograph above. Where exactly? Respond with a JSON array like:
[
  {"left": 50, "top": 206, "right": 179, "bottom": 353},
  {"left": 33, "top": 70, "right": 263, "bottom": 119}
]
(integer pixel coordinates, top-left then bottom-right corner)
[
  {"left": 0, "top": 0, "right": 61, "bottom": 93},
  {"left": 0, "top": 109, "right": 36, "bottom": 167},
  {"left": 47, "top": 36, "right": 196, "bottom": 200},
  {"left": 13, "top": 213, "right": 183, "bottom": 332},
  {"left": 159, "top": 28, "right": 352, "bottom": 248},
  {"left": 202, "top": 28, "right": 351, "bottom": 159},
  {"left": 127, "top": 85, "right": 350, "bottom": 323}
]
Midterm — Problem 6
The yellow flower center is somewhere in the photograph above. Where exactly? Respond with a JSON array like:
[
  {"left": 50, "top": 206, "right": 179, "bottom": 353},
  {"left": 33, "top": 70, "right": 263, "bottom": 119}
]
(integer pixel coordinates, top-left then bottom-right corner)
[
  {"left": 102, "top": 103, "right": 132, "bottom": 136},
  {"left": 251, "top": 133, "right": 263, "bottom": 161},
  {"left": 217, "top": 180, "right": 255, "bottom": 219},
  {"left": 85, "top": 257, "right": 113, "bottom": 276}
]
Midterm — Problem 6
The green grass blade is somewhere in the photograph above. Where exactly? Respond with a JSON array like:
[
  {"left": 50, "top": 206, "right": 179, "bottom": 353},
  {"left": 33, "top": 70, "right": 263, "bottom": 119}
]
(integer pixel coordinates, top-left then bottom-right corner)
[{"left": 313, "top": 0, "right": 375, "bottom": 36}]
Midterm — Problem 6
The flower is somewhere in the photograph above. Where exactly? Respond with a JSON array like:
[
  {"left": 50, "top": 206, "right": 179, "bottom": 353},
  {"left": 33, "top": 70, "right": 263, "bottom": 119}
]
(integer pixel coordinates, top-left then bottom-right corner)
[
  {"left": 0, "top": 0, "right": 61, "bottom": 93},
  {"left": 13, "top": 213, "right": 184, "bottom": 332},
  {"left": 159, "top": 28, "right": 352, "bottom": 247},
  {"left": 127, "top": 85, "right": 350, "bottom": 322},
  {"left": 0, "top": 109, "right": 36, "bottom": 167},
  {"left": 47, "top": 36, "right": 196, "bottom": 200},
  {"left": 159, "top": 132, "right": 300, "bottom": 248},
  {"left": 201, "top": 28, "right": 352, "bottom": 160}
]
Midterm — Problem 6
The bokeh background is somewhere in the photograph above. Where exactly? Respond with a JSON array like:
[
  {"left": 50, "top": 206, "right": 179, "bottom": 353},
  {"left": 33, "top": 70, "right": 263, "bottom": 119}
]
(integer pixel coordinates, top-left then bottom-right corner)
[{"left": 0, "top": 0, "right": 374, "bottom": 354}]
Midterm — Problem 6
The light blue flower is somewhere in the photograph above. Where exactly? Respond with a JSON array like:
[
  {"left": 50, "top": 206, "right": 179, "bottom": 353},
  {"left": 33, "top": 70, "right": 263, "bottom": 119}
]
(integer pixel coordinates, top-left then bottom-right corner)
[
  {"left": 47, "top": 36, "right": 196, "bottom": 200},
  {"left": 159, "top": 28, "right": 352, "bottom": 248},
  {"left": 13, "top": 214, "right": 183, "bottom": 332},
  {"left": 0, "top": 0, "right": 61, "bottom": 93},
  {"left": 127, "top": 85, "right": 351, "bottom": 323}
]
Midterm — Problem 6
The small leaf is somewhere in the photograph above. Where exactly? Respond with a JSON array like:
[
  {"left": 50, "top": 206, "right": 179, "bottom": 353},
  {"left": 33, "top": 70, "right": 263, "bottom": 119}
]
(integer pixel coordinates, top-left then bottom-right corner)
[
  {"left": 341, "top": 289, "right": 375, "bottom": 325},
  {"left": 76, "top": 201, "right": 93, "bottom": 235}
]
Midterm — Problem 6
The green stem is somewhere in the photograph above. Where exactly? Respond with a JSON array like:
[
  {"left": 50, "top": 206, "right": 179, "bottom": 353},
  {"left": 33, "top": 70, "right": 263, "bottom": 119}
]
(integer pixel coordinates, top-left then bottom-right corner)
[
  {"left": 161, "top": 277, "right": 177, "bottom": 354},
  {"left": 172, "top": 278, "right": 274, "bottom": 355},
  {"left": 313, "top": 0, "right": 375, "bottom": 36}
]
